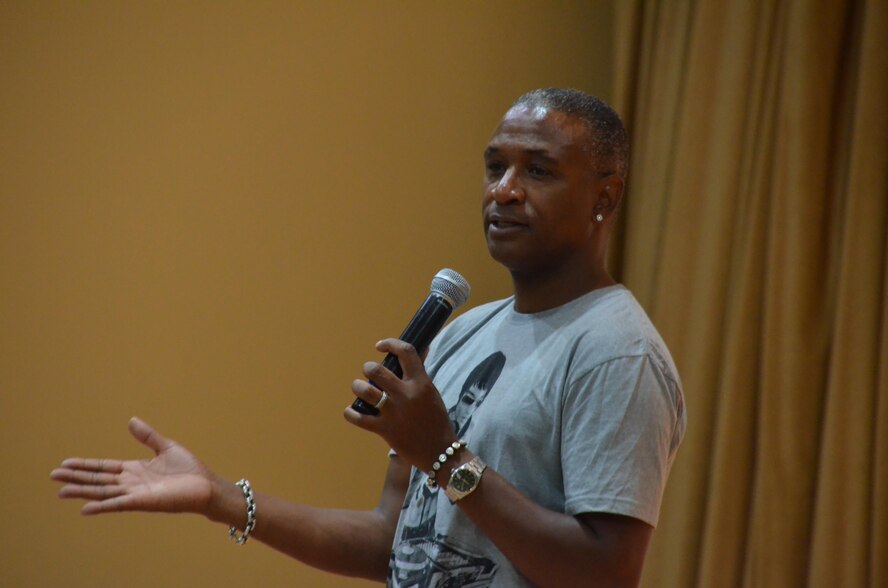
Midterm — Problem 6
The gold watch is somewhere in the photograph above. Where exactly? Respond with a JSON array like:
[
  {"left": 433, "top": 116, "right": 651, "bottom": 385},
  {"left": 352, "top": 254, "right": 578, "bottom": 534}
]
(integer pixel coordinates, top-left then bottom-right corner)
[{"left": 444, "top": 456, "right": 487, "bottom": 503}]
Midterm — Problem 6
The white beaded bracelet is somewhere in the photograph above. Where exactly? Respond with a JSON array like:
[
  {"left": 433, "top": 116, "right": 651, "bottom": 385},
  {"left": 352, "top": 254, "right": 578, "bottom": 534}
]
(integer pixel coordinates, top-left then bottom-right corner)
[
  {"left": 426, "top": 440, "right": 467, "bottom": 489},
  {"left": 229, "top": 479, "right": 257, "bottom": 545}
]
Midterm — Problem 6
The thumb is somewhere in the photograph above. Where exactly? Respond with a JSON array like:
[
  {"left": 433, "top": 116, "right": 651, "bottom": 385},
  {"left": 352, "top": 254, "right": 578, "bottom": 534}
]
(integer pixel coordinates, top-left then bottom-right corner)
[{"left": 128, "top": 416, "right": 173, "bottom": 455}]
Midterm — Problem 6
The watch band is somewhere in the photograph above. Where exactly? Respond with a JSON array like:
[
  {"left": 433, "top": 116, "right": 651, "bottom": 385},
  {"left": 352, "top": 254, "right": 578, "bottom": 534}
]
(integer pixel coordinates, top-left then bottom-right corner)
[{"left": 444, "top": 456, "right": 487, "bottom": 503}]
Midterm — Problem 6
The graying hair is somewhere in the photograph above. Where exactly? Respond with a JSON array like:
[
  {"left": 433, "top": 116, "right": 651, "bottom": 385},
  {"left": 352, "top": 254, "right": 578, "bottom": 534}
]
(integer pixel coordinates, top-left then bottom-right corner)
[{"left": 512, "top": 88, "right": 629, "bottom": 179}]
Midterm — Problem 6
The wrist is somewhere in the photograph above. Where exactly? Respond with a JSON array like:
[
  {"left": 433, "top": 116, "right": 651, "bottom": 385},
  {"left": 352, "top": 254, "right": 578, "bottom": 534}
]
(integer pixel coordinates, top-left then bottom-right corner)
[
  {"left": 433, "top": 449, "right": 475, "bottom": 488},
  {"left": 228, "top": 479, "right": 257, "bottom": 544},
  {"left": 425, "top": 440, "right": 470, "bottom": 489},
  {"left": 443, "top": 455, "right": 487, "bottom": 503},
  {"left": 204, "top": 474, "right": 245, "bottom": 527}
]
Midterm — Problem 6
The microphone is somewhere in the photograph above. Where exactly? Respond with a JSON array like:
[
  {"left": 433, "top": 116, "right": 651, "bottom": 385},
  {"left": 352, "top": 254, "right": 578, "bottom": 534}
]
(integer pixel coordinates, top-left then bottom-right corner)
[{"left": 351, "top": 268, "right": 471, "bottom": 415}]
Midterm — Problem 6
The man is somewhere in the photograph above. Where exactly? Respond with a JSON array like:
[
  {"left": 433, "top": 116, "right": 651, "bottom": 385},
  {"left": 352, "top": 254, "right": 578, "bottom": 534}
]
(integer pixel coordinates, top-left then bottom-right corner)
[{"left": 52, "top": 88, "right": 685, "bottom": 587}]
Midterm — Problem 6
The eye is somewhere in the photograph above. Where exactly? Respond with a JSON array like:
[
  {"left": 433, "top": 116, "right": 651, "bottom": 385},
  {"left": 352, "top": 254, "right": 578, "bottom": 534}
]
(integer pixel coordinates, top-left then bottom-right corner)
[
  {"left": 485, "top": 161, "right": 506, "bottom": 178},
  {"left": 528, "top": 164, "right": 551, "bottom": 178}
]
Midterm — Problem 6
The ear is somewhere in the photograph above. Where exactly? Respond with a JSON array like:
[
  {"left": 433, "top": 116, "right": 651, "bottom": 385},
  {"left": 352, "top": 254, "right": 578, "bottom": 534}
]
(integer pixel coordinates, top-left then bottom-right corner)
[{"left": 592, "top": 175, "right": 625, "bottom": 222}]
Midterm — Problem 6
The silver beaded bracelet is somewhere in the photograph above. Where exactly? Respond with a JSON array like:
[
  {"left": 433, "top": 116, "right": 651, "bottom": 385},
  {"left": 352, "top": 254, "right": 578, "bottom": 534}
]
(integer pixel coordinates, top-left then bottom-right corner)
[
  {"left": 229, "top": 479, "right": 257, "bottom": 545},
  {"left": 426, "top": 440, "right": 467, "bottom": 489}
]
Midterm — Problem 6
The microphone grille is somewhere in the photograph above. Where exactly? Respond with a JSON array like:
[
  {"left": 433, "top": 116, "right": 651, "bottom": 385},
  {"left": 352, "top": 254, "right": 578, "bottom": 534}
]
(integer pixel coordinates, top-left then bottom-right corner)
[{"left": 430, "top": 268, "right": 471, "bottom": 309}]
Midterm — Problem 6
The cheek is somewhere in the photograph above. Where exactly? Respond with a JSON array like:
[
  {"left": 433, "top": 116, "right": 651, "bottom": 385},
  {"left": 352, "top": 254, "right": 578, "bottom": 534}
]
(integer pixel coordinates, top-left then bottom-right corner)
[{"left": 542, "top": 204, "right": 591, "bottom": 242}]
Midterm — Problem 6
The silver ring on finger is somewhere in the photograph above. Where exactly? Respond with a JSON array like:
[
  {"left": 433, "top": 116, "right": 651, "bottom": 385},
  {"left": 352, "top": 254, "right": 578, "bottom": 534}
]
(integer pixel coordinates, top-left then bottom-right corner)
[{"left": 374, "top": 390, "right": 389, "bottom": 410}]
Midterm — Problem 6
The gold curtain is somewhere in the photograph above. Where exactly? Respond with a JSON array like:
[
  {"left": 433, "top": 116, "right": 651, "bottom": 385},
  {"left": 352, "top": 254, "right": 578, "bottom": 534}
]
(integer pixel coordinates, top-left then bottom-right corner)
[{"left": 611, "top": 0, "right": 888, "bottom": 586}]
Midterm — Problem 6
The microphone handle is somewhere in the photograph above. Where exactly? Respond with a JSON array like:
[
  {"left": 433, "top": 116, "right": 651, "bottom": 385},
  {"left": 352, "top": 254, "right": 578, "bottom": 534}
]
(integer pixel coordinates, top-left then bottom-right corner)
[{"left": 351, "top": 294, "right": 453, "bottom": 415}]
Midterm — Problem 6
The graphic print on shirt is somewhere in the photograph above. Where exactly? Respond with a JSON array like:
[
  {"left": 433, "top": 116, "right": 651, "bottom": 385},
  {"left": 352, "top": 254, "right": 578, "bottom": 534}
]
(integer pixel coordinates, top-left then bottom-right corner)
[{"left": 390, "top": 351, "right": 506, "bottom": 588}]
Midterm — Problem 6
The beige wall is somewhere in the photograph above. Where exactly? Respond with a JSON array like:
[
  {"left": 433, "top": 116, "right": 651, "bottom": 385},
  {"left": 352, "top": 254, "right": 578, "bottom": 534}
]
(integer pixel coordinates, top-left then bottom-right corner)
[{"left": 0, "top": 2, "right": 612, "bottom": 586}]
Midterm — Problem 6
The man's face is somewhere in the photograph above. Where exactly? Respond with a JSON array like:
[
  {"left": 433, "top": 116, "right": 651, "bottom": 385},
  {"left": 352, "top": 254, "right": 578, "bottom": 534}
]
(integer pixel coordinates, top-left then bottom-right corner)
[{"left": 482, "top": 106, "right": 601, "bottom": 276}]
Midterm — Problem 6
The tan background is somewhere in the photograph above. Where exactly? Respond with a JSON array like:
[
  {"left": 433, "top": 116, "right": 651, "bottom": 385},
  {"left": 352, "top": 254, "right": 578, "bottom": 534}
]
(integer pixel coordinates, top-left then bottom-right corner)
[{"left": 0, "top": 2, "right": 614, "bottom": 586}]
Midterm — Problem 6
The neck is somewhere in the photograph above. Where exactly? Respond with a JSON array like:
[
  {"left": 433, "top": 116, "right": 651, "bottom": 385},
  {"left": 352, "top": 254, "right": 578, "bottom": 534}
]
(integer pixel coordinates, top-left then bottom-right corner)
[{"left": 509, "top": 258, "right": 615, "bottom": 314}]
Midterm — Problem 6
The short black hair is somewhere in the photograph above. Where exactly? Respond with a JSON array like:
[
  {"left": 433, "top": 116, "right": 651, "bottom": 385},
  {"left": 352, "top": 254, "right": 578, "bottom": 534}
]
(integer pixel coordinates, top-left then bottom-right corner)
[{"left": 512, "top": 88, "right": 629, "bottom": 178}]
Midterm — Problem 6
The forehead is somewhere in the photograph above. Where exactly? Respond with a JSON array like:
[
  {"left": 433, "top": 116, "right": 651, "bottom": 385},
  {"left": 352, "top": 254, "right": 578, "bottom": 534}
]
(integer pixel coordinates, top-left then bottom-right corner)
[{"left": 485, "top": 105, "right": 590, "bottom": 157}]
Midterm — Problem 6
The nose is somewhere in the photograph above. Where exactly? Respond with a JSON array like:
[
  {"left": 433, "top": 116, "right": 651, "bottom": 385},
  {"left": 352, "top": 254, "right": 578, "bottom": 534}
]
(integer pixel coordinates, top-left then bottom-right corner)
[{"left": 489, "top": 168, "right": 525, "bottom": 204}]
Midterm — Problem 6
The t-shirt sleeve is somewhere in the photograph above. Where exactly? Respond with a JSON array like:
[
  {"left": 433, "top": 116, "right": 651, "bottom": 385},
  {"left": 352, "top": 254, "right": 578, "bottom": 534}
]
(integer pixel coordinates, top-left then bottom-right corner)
[{"left": 560, "top": 354, "right": 683, "bottom": 527}]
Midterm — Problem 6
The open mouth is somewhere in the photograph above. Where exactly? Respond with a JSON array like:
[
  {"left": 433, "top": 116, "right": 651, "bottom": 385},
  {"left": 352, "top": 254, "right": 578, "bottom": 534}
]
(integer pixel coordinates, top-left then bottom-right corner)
[
  {"left": 487, "top": 218, "right": 528, "bottom": 236},
  {"left": 490, "top": 220, "right": 524, "bottom": 229},
  {"left": 488, "top": 213, "right": 528, "bottom": 227}
]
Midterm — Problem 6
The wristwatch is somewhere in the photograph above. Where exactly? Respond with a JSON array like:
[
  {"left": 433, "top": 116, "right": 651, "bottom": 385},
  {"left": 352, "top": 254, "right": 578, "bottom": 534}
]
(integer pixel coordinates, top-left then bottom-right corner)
[{"left": 444, "top": 456, "right": 487, "bottom": 503}]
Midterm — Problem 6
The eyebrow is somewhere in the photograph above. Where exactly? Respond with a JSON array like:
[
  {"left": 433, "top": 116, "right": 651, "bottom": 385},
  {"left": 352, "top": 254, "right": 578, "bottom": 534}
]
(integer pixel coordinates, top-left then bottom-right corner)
[{"left": 484, "top": 146, "right": 558, "bottom": 164}]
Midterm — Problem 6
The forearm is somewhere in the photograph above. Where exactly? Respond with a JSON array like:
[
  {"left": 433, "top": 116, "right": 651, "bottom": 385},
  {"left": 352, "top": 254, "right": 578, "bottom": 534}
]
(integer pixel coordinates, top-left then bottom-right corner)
[
  {"left": 444, "top": 453, "right": 649, "bottom": 588},
  {"left": 205, "top": 476, "right": 394, "bottom": 581}
]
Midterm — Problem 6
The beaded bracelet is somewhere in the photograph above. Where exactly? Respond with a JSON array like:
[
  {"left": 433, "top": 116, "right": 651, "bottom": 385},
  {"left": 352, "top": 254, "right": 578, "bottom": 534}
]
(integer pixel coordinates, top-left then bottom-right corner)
[
  {"left": 426, "top": 440, "right": 467, "bottom": 489},
  {"left": 229, "top": 479, "right": 257, "bottom": 545}
]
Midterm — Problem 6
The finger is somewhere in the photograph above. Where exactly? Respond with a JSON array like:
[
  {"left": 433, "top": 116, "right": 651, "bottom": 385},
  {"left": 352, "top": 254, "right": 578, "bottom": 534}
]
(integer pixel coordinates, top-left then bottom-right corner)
[
  {"left": 59, "top": 483, "right": 125, "bottom": 500},
  {"left": 50, "top": 468, "right": 118, "bottom": 485},
  {"left": 343, "top": 406, "right": 384, "bottom": 433},
  {"left": 58, "top": 458, "right": 124, "bottom": 473},
  {"left": 128, "top": 417, "right": 173, "bottom": 454},
  {"left": 376, "top": 338, "right": 424, "bottom": 378},
  {"left": 362, "top": 360, "right": 403, "bottom": 394},
  {"left": 81, "top": 494, "right": 143, "bottom": 515},
  {"left": 351, "top": 378, "right": 387, "bottom": 408}
]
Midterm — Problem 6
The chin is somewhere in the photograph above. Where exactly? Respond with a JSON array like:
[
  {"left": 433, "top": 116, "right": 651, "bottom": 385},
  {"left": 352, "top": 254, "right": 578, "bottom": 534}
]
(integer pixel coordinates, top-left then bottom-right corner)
[
  {"left": 487, "top": 244, "right": 541, "bottom": 275},
  {"left": 486, "top": 240, "right": 518, "bottom": 269}
]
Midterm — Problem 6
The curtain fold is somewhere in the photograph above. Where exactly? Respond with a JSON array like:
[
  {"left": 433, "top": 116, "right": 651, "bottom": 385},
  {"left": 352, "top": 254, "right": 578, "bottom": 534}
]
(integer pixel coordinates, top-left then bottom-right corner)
[{"left": 611, "top": 0, "right": 888, "bottom": 585}]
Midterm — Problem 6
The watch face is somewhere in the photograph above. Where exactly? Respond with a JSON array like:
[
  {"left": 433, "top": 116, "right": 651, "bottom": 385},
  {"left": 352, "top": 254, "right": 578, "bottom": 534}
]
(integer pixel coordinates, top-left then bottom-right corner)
[{"left": 451, "top": 468, "right": 477, "bottom": 492}]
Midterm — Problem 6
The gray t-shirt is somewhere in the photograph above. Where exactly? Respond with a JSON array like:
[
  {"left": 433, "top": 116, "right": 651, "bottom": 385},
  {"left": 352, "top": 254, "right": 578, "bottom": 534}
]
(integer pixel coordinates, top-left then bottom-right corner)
[{"left": 388, "top": 285, "right": 686, "bottom": 587}]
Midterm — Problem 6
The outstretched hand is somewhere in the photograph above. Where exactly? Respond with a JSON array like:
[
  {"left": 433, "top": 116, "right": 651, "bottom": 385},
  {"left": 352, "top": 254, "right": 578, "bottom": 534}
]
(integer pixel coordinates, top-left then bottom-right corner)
[{"left": 50, "top": 417, "right": 215, "bottom": 516}]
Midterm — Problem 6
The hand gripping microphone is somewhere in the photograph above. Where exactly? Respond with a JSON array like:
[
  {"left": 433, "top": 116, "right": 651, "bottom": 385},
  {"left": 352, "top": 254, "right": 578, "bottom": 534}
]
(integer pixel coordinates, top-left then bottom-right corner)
[{"left": 351, "top": 268, "right": 471, "bottom": 416}]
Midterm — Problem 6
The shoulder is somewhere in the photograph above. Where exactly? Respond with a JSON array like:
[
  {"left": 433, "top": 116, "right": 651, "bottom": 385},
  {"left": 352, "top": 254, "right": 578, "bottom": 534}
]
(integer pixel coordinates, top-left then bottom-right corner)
[
  {"left": 568, "top": 287, "right": 674, "bottom": 366},
  {"left": 558, "top": 287, "right": 682, "bottom": 401}
]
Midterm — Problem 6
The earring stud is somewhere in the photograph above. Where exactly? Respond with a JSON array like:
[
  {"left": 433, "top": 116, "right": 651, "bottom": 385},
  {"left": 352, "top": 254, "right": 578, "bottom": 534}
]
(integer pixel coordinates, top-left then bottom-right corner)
[{"left": 595, "top": 213, "right": 604, "bottom": 222}]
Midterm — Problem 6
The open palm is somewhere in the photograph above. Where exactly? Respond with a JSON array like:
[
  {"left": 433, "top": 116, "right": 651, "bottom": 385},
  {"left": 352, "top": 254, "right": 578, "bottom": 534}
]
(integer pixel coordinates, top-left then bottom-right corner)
[{"left": 51, "top": 417, "right": 215, "bottom": 516}]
